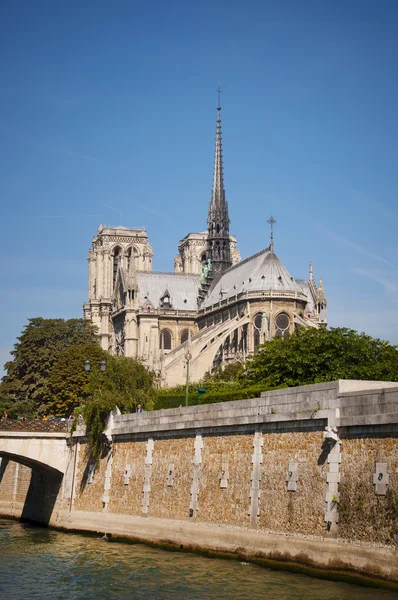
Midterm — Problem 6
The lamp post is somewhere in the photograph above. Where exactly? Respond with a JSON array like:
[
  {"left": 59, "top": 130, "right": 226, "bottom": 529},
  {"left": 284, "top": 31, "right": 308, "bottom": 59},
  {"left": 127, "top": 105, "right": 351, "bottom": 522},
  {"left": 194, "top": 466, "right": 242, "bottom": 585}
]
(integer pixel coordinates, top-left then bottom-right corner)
[
  {"left": 84, "top": 360, "right": 107, "bottom": 397},
  {"left": 184, "top": 349, "right": 192, "bottom": 407},
  {"left": 84, "top": 360, "right": 107, "bottom": 373}
]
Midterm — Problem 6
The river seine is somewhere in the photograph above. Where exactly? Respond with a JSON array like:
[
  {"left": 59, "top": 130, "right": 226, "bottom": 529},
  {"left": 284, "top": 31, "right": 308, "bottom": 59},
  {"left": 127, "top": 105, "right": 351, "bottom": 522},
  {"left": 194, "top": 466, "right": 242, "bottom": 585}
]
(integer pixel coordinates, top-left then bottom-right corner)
[{"left": 0, "top": 518, "right": 396, "bottom": 599}]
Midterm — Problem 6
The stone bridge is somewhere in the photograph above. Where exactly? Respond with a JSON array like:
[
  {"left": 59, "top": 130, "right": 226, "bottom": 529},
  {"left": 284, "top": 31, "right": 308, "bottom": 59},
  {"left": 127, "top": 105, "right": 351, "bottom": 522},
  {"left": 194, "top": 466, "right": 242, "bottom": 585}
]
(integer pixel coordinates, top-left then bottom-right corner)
[
  {"left": 0, "top": 429, "right": 70, "bottom": 475},
  {"left": 0, "top": 422, "right": 71, "bottom": 524}
]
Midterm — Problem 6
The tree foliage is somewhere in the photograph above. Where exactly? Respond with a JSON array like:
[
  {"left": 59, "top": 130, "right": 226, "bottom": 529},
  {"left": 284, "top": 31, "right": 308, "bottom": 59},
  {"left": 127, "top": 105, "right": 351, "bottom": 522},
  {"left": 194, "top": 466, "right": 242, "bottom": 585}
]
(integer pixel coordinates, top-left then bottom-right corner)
[
  {"left": 42, "top": 348, "right": 156, "bottom": 417},
  {"left": 0, "top": 317, "right": 157, "bottom": 419},
  {"left": 0, "top": 318, "right": 98, "bottom": 416},
  {"left": 244, "top": 327, "right": 398, "bottom": 388},
  {"left": 44, "top": 343, "right": 108, "bottom": 416},
  {"left": 75, "top": 356, "right": 156, "bottom": 463},
  {"left": 202, "top": 361, "right": 245, "bottom": 384}
]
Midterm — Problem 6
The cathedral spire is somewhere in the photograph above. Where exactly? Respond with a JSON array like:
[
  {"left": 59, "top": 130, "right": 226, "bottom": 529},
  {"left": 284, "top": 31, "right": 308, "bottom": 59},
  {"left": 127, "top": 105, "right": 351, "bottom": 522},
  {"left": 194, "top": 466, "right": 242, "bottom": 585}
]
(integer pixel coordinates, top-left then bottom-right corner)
[
  {"left": 211, "top": 84, "right": 225, "bottom": 210},
  {"left": 206, "top": 84, "right": 231, "bottom": 276}
]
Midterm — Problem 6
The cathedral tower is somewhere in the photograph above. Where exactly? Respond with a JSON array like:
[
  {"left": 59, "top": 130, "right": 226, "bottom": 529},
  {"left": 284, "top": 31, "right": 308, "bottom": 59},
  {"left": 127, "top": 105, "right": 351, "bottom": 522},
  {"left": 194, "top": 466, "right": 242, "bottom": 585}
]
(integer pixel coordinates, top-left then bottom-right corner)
[{"left": 206, "top": 88, "right": 232, "bottom": 276}]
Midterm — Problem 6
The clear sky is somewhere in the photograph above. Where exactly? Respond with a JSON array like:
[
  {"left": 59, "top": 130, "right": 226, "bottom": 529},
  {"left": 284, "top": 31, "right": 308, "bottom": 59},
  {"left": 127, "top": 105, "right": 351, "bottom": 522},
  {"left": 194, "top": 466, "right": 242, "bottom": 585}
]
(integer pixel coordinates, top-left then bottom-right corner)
[{"left": 1, "top": 0, "right": 397, "bottom": 372}]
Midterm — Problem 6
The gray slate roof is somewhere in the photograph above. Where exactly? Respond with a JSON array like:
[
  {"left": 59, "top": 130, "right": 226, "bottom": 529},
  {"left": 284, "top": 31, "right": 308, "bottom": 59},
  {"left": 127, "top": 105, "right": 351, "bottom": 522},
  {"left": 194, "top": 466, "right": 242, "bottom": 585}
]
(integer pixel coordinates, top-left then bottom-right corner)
[
  {"left": 295, "top": 279, "right": 315, "bottom": 313},
  {"left": 136, "top": 272, "right": 199, "bottom": 310},
  {"left": 202, "top": 249, "right": 304, "bottom": 308}
]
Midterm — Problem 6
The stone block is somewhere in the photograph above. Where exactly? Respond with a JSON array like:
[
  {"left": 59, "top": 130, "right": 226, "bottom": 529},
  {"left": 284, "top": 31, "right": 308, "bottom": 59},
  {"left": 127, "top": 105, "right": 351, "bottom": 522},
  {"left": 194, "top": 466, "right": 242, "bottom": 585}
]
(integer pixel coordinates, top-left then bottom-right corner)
[
  {"left": 167, "top": 464, "right": 174, "bottom": 487},
  {"left": 373, "top": 462, "right": 389, "bottom": 496},
  {"left": 324, "top": 510, "right": 338, "bottom": 524},
  {"left": 286, "top": 461, "right": 298, "bottom": 491},
  {"left": 326, "top": 472, "right": 340, "bottom": 484},
  {"left": 124, "top": 464, "right": 131, "bottom": 485},
  {"left": 327, "top": 453, "right": 341, "bottom": 464},
  {"left": 325, "top": 491, "right": 340, "bottom": 503}
]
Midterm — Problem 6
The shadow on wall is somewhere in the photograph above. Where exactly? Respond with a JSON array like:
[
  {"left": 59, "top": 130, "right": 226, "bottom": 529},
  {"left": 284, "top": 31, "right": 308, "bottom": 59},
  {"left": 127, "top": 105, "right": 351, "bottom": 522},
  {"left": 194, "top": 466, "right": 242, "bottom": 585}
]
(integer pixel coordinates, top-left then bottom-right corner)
[
  {"left": 21, "top": 467, "right": 63, "bottom": 526},
  {"left": 0, "top": 457, "right": 9, "bottom": 483},
  {"left": 79, "top": 443, "right": 111, "bottom": 494}
]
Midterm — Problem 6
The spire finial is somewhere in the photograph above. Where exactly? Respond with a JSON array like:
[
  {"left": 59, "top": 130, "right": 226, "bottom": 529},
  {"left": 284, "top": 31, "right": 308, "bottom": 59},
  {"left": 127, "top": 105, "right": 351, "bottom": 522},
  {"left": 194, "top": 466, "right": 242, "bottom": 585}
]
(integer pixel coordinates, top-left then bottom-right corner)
[
  {"left": 217, "top": 82, "right": 221, "bottom": 110},
  {"left": 267, "top": 216, "right": 276, "bottom": 251}
]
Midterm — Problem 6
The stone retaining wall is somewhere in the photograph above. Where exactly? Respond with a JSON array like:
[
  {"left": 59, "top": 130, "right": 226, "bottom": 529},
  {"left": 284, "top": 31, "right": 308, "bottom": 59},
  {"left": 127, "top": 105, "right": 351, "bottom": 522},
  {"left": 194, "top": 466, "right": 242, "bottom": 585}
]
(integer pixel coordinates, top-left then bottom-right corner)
[{"left": 1, "top": 380, "right": 398, "bottom": 585}]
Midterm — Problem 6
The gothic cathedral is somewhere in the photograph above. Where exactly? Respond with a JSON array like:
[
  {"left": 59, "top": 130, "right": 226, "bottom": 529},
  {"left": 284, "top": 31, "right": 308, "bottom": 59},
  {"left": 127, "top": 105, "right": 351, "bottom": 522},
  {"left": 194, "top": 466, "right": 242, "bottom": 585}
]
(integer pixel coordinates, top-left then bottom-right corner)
[{"left": 83, "top": 100, "right": 327, "bottom": 386}]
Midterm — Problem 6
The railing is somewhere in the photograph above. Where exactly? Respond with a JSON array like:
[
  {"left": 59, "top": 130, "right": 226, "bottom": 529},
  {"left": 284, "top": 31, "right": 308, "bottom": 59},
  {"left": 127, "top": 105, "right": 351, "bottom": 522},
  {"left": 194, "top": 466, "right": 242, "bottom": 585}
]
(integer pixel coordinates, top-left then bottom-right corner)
[{"left": 0, "top": 419, "right": 69, "bottom": 433}]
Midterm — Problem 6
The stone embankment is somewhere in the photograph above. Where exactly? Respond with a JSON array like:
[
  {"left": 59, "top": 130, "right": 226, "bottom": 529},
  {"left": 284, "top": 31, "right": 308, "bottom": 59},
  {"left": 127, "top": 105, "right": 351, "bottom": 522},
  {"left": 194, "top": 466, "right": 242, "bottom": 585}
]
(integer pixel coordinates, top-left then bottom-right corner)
[{"left": 0, "top": 379, "right": 397, "bottom": 587}]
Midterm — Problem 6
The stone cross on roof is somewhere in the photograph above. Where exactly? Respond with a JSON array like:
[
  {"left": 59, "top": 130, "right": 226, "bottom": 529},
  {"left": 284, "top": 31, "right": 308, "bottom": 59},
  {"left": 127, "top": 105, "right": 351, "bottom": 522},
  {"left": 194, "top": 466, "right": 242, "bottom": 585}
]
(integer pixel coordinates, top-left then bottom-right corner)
[{"left": 267, "top": 216, "right": 277, "bottom": 252}]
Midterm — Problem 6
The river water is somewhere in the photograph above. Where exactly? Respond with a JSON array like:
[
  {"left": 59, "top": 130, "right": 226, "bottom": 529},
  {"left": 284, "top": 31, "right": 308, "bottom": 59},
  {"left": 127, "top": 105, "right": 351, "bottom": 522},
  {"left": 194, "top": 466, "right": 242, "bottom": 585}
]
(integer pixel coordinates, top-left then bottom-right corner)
[{"left": 0, "top": 518, "right": 396, "bottom": 600}]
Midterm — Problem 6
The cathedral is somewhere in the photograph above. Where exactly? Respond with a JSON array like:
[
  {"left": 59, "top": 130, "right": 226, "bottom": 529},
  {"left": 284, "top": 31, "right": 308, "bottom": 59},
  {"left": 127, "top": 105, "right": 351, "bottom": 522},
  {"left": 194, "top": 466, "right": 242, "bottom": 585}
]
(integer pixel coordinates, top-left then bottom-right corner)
[{"left": 83, "top": 99, "right": 327, "bottom": 386}]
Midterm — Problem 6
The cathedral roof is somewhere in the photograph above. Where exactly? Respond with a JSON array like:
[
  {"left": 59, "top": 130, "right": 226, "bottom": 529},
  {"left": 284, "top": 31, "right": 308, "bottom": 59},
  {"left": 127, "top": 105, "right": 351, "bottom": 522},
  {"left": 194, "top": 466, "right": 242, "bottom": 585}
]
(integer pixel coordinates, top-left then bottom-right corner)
[
  {"left": 202, "top": 248, "right": 304, "bottom": 308},
  {"left": 136, "top": 272, "right": 199, "bottom": 311}
]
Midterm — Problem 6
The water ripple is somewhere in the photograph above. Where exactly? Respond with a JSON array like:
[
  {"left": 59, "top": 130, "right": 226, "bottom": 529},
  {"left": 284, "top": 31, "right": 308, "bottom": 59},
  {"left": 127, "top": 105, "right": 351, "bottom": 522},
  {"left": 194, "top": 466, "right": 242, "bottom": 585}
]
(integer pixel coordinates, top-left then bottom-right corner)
[{"left": 0, "top": 519, "right": 395, "bottom": 600}]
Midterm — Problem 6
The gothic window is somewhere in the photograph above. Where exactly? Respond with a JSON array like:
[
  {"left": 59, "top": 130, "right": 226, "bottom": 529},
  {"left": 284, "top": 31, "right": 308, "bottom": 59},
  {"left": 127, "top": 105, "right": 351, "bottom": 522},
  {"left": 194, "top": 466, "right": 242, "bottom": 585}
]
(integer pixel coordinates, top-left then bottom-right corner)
[
  {"left": 275, "top": 312, "right": 290, "bottom": 338},
  {"left": 160, "top": 329, "right": 172, "bottom": 350},
  {"left": 180, "top": 329, "right": 189, "bottom": 344},
  {"left": 253, "top": 313, "right": 262, "bottom": 349},
  {"left": 113, "top": 247, "right": 121, "bottom": 289}
]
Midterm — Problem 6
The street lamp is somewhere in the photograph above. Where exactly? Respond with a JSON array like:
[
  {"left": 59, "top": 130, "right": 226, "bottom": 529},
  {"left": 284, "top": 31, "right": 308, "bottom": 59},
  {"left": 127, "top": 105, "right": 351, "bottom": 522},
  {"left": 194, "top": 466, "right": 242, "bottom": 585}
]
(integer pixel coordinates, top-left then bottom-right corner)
[
  {"left": 184, "top": 349, "right": 192, "bottom": 407},
  {"left": 84, "top": 360, "right": 107, "bottom": 398},
  {"left": 84, "top": 360, "right": 107, "bottom": 373}
]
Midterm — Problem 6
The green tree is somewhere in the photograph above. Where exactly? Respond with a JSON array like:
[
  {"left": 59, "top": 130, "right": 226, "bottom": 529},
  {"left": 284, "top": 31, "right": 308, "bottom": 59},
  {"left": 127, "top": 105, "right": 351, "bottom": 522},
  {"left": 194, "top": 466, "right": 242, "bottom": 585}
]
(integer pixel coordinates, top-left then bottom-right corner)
[
  {"left": 75, "top": 355, "right": 157, "bottom": 463},
  {"left": 203, "top": 361, "right": 245, "bottom": 384},
  {"left": 46, "top": 348, "right": 156, "bottom": 418},
  {"left": 244, "top": 327, "right": 398, "bottom": 388},
  {"left": 0, "top": 318, "right": 98, "bottom": 416},
  {"left": 91, "top": 354, "right": 156, "bottom": 412},
  {"left": 44, "top": 343, "right": 107, "bottom": 417}
]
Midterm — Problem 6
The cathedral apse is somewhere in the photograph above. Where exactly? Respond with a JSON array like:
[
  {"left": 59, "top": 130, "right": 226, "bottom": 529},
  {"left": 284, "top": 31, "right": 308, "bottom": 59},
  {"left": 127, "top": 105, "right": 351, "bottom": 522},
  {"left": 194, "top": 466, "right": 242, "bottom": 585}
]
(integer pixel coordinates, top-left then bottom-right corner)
[{"left": 83, "top": 98, "right": 327, "bottom": 386}]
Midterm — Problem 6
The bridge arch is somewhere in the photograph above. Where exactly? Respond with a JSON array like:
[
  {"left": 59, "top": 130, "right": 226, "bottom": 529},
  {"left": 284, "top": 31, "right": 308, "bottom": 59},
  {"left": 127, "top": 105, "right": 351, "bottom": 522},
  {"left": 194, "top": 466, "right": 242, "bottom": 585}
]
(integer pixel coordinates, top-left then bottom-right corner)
[
  {"left": 0, "top": 432, "right": 70, "bottom": 475},
  {"left": 0, "top": 451, "right": 64, "bottom": 477},
  {"left": 0, "top": 432, "right": 70, "bottom": 526}
]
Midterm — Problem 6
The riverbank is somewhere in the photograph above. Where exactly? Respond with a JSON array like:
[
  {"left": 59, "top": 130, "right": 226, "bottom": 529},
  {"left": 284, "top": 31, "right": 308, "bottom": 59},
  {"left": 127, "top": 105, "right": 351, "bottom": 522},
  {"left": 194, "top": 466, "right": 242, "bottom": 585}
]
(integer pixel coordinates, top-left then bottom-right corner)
[{"left": 3, "top": 503, "right": 396, "bottom": 592}]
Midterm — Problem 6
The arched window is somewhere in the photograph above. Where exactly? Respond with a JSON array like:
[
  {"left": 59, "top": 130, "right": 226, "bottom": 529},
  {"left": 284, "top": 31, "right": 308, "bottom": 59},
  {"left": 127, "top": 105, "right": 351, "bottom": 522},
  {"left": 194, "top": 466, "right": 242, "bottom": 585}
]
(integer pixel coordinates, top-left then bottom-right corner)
[
  {"left": 180, "top": 329, "right": 189, "bottom": 344},
  {"left": 275, "top": 312, "right": 290, "bottom": 338},
  {"left": 113, "top": 247, "right": 121, "bottom": 288},
  {"left": 160, "top": 329, "right": 172, "bottom": 350},
  {"left": 253, "top": 313, "right": 263, "bottom": 349}
]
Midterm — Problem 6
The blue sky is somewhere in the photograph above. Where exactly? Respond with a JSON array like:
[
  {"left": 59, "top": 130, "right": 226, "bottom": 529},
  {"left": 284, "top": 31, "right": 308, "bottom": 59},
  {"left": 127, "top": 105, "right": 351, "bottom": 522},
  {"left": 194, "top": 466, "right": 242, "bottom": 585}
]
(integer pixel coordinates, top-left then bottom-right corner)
[{"left": 1, "top": 0, "right": 397, "bottom": 373}]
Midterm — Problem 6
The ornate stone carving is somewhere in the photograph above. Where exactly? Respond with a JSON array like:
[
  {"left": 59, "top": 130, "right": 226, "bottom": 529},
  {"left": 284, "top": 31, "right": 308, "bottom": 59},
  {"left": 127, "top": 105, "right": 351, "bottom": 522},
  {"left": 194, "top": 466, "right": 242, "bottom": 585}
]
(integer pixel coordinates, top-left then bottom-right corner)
[{"left": 104, "top": 236, "right": 147, "bottom": 244}]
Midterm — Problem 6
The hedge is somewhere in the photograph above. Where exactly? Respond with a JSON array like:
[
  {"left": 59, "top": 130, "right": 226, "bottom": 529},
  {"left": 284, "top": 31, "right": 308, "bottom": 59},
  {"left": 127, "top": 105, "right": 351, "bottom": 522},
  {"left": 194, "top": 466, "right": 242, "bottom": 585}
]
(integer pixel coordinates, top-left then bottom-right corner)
[{"left": 154, "top": 386, "right": 266, "bottom": 410}]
